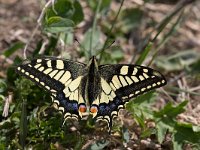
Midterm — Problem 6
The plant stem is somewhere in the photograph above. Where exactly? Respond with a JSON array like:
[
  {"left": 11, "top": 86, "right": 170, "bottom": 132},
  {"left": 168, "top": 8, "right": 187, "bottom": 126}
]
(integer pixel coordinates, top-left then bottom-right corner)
[
  {"left": 89, "top": 0, "right": 102, "bottom": 58},
  {"left": 99, "top": 0, "right": 125, "bottom": 64}
]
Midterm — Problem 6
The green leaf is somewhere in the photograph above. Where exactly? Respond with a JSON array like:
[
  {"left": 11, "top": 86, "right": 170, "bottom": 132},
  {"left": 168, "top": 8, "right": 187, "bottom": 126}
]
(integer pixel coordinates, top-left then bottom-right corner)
[
  {"left": 81, "top": 28, "right": 102, "bottom": 57},
  {"left": 44, "top": 17, "right": 74, "bottom": 33},
  {"left": 98, "top": 45, "right": 124, "bottom": 64},
  {"left": 71, "top": 1, "right": 84, "bottom": 24},
  {"left": 154, "top": 101, "right": 188, "bottom": 118},
  {"left": 44, "top": 37, "right": 58, "bottom": 55},
  {"left": 3, "top": 42, "right": 24, "bottom": 57},
  {"left": 59, "top": 32, "right": 74, "bottom": 45},
  {"left": 0, "top": 79, "right": 7, "bottom": 93},
  {"left": 173, "top": 122, "right": 200, "bottom": 149},
  {"left": 153, "top": 101, "right": 188, "bottom": 143},
  {"left": 126, "top": 91, "right": 157, "bottom": 119},
  {"left": 132, "top": 90, "right": 156, "bottom": 106},
  {"left": 190, "top": 59, "right": 200, "bottom": 75},
  {"left": 87, "top": 0, "right": 111, "bottom": 12},
  {"left": 156, "top": 120, "right": 172, "bottom": 143},
  {"left": 117, "top": 8, "right": 143, "bottom": 33},
  {"left": 45, "top": 0, "right": 83, "bottom": 25}
]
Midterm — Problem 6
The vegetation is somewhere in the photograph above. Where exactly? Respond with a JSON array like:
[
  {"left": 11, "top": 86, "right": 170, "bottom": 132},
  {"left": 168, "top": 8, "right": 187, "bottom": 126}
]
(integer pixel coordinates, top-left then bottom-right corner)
[{"left": 0, "top": 0, "right": 200, "bottom": 149}]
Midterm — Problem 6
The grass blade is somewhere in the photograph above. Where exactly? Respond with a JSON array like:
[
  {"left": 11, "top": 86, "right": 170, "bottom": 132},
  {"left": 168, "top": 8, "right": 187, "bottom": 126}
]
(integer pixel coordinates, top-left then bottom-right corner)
[
  {"left": 135, "top": 42, "right": 152, "bottom": 65},
  {"left": 19, "top": 99, "right": 27, "bottom": 149}
]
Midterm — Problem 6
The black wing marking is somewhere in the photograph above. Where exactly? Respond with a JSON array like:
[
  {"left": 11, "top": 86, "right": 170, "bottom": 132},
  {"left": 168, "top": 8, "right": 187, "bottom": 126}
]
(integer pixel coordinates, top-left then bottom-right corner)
[
  {"left": 16, "top": 57, "right": 87, "bottom": 121},
  {"left": 93, "top": 64, "right": 167, "bottom": 132}
]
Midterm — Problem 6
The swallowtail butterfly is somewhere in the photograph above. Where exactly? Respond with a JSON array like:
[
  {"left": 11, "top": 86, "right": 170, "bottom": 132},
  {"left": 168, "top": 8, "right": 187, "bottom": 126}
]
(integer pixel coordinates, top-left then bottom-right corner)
[{"left": 16, "top": 56, "right": 167, "bottom": 133}]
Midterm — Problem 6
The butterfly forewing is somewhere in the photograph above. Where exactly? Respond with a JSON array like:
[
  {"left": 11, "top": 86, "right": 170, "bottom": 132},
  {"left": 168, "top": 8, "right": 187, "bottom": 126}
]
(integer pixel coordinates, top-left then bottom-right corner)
[
  {"left": 16, "top": 57, "right": 87, "bottom": 120},
  {"left": 99, "top": 64, "right": 166, "bottom": 100}
]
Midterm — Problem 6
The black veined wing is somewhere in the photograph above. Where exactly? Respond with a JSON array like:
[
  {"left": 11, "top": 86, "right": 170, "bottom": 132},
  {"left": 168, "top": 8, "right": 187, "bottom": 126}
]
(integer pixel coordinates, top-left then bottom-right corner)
[
  {"left": 89, "top": 64, "right": 167, "bottom": 132},
  {"left": 16, "top": 57, "right": 87, "bottom": 121}
]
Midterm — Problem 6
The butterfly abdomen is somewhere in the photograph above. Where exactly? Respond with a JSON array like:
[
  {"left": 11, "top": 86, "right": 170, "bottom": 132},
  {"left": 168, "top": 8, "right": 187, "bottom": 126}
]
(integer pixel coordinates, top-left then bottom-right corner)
[{"left": 87, "top": 57, "right": 102, "bottom": 105}]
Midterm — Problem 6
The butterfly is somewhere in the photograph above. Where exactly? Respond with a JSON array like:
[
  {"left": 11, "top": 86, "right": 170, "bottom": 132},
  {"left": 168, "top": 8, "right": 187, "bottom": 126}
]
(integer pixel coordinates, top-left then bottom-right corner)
[{"left": 16, "top": 56, "right": 167, "bottom": 133}]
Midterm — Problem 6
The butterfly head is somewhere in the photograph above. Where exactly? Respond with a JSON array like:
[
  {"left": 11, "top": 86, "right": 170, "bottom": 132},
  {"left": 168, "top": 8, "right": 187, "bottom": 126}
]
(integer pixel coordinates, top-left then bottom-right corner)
[{"left": 88, "top": 56, "right": 98, "bottom": 70}]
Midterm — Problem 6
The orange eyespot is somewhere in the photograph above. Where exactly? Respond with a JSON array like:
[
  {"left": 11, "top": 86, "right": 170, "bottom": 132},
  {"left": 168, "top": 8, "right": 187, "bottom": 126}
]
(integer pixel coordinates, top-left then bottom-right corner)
[
  {"left": 90, "top": 106, "right": 98, "bottom": 113},
  {"left": 79, "top": 105, "right": 86, "bottom": 113}
]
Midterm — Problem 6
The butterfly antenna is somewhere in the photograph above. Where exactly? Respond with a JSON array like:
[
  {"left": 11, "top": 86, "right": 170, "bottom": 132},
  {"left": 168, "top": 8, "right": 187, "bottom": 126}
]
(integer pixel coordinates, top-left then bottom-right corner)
[
  {"left": 75, "top": 38, "right": 90, "bottom": 61},
  {"left": 96, "top": 40, "right": 115, "bottom": 64}
]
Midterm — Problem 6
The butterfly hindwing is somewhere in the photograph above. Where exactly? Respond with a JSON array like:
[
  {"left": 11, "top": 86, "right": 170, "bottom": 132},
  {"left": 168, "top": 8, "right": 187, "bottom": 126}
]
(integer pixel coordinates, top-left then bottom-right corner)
[
  {"left": 92, "top": 64, "right": 167, "bottom": 132},
  {"left": 16, "top": 57, "right": 87, "bottom": 121}
]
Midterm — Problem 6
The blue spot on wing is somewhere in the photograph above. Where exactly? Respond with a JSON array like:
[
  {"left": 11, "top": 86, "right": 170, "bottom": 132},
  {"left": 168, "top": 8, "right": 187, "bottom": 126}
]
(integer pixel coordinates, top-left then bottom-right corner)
[
  {"left": 56, "top": 92, "right": 79, "bottom": 115},
  {"left": 98, "top": 97, "right": 124, "bottom": 116}
]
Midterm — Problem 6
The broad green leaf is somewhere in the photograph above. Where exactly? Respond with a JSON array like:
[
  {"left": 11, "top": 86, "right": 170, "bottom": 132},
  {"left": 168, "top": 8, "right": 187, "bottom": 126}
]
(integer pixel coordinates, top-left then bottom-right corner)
[
  {"left": 156, "top": 121, "right": 172, "bottom": 143},
  {"left": 117, "top": 8, "right": 143, "bottom": 33},
  {"left": 59, "top": 32, "right": 74, "bottom": 45},
  {"left": 81, "top": 28, "right": 101, "bottom": 57},
  {"left": 98, "top": 45, "right": 124, "bottom": 64},
  {"left": 154, "top": 101, "right": 188, "bottom": 118},
  {"left": 173, "top": 122, "right": 200, "bottom": 149},
  {"left": 190, "top": 59, "right": 200, "bottom": 75},
  {"left": 172, "top": 139, "right": 182, "bottom": 150},
  {"left": 132, "top": 90, "right": 156, "bottom": 106},
  {"left": 44, "top": 17, "right": 74, "bottom": 33},
  {"left": 154, "top": 101, "right": 188, "bottom": 143},
  {"left": 46, "top": 0, "right": 73, "bottom": 18},
  {"left": 45, "top": 0, "right": 83, "bottom": 25},
  {"left": 44, "top": 37, "right": 58, "bottom": 55},
  {"left": 71, "top": 1, "right": 84, "bottom": 24},
  {"left": 87, "top": 0, "right": 111, "bottom": 12},
  {"left": 126, "top": 91, "right": 156, "bottom": 119},
  {"left": 108, "top": 46, "right": 124, "bottom": 62}
]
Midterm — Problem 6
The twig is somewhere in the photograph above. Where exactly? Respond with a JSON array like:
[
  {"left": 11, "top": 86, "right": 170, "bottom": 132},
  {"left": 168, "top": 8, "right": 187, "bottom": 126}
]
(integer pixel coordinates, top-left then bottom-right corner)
[
  {"left": 23, "top": 24, "right": 40, "bottom": 59},
  {"left": 160, "top": 87, "right": 175, "bottom": 103},
  {"left": 38, "top": 40, "right": 49, "bottom": 54},
  {"left": 189, "top": 85, "right": 200, "bottom": 92},
  {"left": 2, "top": 92, "right": 13, "bottom": 117},
  {"left": 23, "top": 0, "right": 55, "bottom": 59}
]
